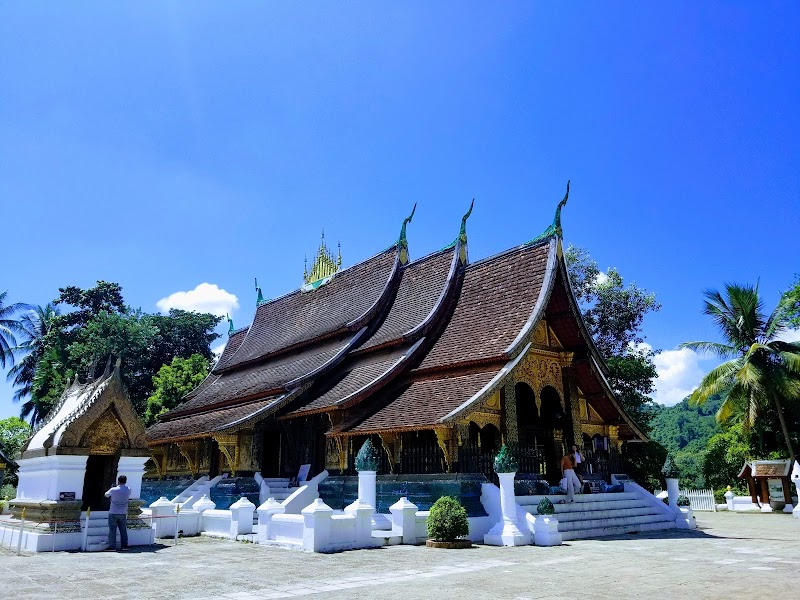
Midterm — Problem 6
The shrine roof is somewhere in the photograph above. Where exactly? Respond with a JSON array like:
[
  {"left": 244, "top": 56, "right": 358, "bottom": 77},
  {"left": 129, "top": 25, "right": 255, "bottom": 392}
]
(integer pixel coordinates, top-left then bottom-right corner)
[
  {"left": 215, "top": 247, "right": 399, "bottom": 371},
  {"left": 283, "top": 346, "right": 410, "bottom": 417},
  {"left": 335, "top": 369, "right": 498, "bottom": 434},
  {"left": 146, "top": 397, "right": 279, "bottom": 442},
  {"left": 358, "top": 247, "right": 457, "bottom": 352},
  {"left": 164, "top": 334, "right": 357, "bottom": 417},
  {"left": 212, "top": 326, "right": 249, "bottom": 373},
  {"left": 416, "top": 240, "right": 554, "bottom": 372}
]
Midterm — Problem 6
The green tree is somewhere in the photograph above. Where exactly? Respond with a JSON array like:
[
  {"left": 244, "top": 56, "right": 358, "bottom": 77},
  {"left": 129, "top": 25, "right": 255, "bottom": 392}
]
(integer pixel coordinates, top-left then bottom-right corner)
[
  {"left": 566, "top": 246, "right": 661, "bottom": 431},
  {"left": 54, "top": 280, "right": 125, "bottom": 331},
  {"left": 28, "top": 345, "right": 72, "bottom": 424},
  {"left": 783, "top": 274, "right": 800, "bottom": 328},
  {"left": 145, "top": 354, "right": 211, "bottom": 425},
  {"left": 703, "top": 423, "right": 753, "bottom": 491},
  {"left": 0, "top": 416, "right": 31, "bottom": 484},
  {"left": 681, "top": 283, "right": 800, "bottom": 461},
  {"left": 0, "top": 291, "right": 28, "bottom": 368},
  {"left": 6, "top": 304, "right": 60, "bottom": 403}
]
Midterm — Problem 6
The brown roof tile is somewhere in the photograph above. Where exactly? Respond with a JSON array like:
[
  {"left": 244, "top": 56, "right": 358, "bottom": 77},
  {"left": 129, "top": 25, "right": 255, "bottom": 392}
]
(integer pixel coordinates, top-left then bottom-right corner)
[
  {"left": 147, "top": 397, "right": 277, "bottom": 442},
  {"left": 219, "top": 249, "right": 398, "bottom": 370},
  {"left": 343, "top": 370, "right": 497, "bottom": 433},
  {"left": 417, "top": 242, "right": 551, "bottom": 371},
  {"left": 286, "top": 347, "right": 408, "bottom": 416},
  {"left": 359, "top": 249, "right": 455, "bottom": 351},
  {"left": 170, "top": 336, "right": 353, "bottom": 414},
  {"left": 212, "top": 327, "right": 250, "bottom": 372}
]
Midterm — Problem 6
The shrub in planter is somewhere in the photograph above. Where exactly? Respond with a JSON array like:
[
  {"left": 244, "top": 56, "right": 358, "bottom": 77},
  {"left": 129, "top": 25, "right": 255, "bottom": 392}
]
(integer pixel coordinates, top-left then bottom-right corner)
[
  {"left": 677, "top": 495, "right": 691, "bottom": 507},
  {"left": 355, "top": 438, "right": 380, "bottom": 472},
  {"left": 427, "top": 496, "right": 469, "bottom": 542},
  {"left": 493, "top": 444, "right": 519, "bottom": 474},
  {"left": 661, "top": 455, "right": 679, "bottom": 479},
  {"left": 537, "top": 497, "right": 555, "bottom": 516}
]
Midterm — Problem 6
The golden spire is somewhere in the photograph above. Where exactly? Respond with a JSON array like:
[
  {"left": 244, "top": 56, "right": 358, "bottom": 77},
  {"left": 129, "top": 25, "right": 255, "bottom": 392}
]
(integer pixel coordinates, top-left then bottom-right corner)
[{"left": 304, "top": 231, "right": 342, "bottom": 284}]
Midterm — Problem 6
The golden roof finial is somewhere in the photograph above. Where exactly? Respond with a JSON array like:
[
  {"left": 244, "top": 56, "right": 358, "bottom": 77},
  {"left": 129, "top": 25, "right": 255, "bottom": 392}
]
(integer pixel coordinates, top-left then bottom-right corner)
[{"left": 304, "top": 230, "right": 342, "bottom": 284}]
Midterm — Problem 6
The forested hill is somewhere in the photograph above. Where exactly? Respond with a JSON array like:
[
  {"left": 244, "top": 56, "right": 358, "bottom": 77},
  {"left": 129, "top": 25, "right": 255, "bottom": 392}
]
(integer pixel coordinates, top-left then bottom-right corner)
[{"left": 648, "top": 395, "right": 722, "bottom": 488}]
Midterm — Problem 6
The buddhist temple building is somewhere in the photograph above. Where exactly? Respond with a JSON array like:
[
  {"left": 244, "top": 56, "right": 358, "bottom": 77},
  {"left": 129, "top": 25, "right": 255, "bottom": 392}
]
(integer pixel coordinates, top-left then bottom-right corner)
[{"left": 146, "top": 185, "right": 647, "bottom": 489}]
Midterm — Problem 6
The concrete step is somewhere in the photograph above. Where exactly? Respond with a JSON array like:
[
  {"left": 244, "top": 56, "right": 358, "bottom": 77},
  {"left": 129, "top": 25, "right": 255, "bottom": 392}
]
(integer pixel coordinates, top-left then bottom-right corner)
[
  {"left": 550, "top": 506, "right": 663, "bottom": 523},
  {"left": 558, "top": 513, "right": 674, "bottom": 533},
  {"left": 517, "top": 492, "right": 640, "bottom": 506},
  {"left": 371, "top": 530, "right": 403, "bottom": 545},
  {"left": 560, "top": 519, "right": 676, "bottom": 541}
]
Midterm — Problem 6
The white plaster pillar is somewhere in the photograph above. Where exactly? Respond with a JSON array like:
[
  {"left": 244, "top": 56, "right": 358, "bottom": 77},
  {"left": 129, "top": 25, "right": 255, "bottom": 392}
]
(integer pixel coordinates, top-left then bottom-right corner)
[
  {"left": 117, "top": 456, "right": 150, "bottom": 499},
  {"left": 358, "top": 470, "right": 377, "bottom": 509},
  {"left": 150, "top": 496, "right": 177, "bottom": 538},
  {"left": 256, "top": 497, "right": 285, "bottom": 544},
  {"left": 301, "top": 499, "right": 333, "bottom": 552},
  {"left": 351, "top": 502, "right": 376, "bottom": 548},
  {"left": 389, "top": 497, "right": 419, "bottom": 545},
  {"left": 724, "top": 488, "right": 735, "bottom": 511},
  {"left": 533, "top": 514, "right": 563, "bottom": 546},
  {"left": 229, "top": 496, "right": 256, "bottom": 538},
  {"left": 792, "top": 461, "right": 800, "bottom": 519},
  {"left": 16, "top": 455, "right": 88, "bottom": 501},
  {"left": 666, "top": 478, "right": 679, "bottom": 509},
  {"left": 484, "top": 472, "right": 531, "bottom": 546}
]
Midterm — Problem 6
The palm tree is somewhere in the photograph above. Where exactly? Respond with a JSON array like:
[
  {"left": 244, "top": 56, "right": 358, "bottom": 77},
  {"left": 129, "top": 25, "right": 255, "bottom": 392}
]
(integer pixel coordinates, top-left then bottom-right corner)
[
  {"left": 681, "top": 283, "right": 800, "bottom": 462},
  {"left": 7, "top": 303, "right": 60, "bottom": 402},
  {"left": 0, "top": 290, "right": 28, "bottom": 368}
]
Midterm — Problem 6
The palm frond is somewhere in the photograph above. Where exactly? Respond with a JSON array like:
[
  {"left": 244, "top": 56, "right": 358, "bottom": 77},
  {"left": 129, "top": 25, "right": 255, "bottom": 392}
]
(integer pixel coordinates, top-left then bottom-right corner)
[
  {"left": 689, "top": 359, "right": 741, "bottom": 405},
  {"left": 680, "top": 340, "right": 739, "bottom": 358}
]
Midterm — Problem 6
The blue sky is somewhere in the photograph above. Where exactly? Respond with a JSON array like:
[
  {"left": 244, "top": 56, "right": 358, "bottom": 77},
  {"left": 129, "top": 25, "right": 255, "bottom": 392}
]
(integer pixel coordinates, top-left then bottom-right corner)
[{"left": 1, "top": 2, "right": 798, "bottom": 419}]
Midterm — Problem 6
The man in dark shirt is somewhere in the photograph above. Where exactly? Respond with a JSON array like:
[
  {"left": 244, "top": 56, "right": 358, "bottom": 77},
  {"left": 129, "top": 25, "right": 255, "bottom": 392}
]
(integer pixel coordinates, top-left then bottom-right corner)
[{"left": 104, "top": 475, "right": 131, "bottom": 551}]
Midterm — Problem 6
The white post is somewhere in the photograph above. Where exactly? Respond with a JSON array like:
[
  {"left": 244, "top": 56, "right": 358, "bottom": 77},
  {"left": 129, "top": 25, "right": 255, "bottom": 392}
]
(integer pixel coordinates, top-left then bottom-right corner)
[
  {"left": 351, "top": 502, "right": 375, "bottom": 548},
  {"left": 256, "top": 497, "right": 285, "bottom": 544},
  {"left": 150, "top": 497, "right": 177, "bottom": 539},
  {"left": 17, "top": 508, "right": 26, "bottom": 555},
  {"left": 301, "top": 499, "right": 333, "bottom": 552},
  {"left": 389, "top": 497, "right": 419, "bottom": 545},
  {"left": 724, "top": 487, "right": 735, "bottom": 511},
  {"left": 174, "top": 504, "right": 180, "bottom": 545},
  {"left": 666, "top": 478, "right": 680, "bottom": 509},
  {"left": 358, "top": 470, "right": 377, "bottom": 510},
  {"left": 81, "top": 508, "right": 90, "bottom": 551},
  {"left": 792, "top": 461, "right": 800, "bottom": 519},
  {"left": 229, "top": 496, "right": 256, "bottom": 539},
  {"left": 484, "top": 471, "right": 531, "bottom": 546}
]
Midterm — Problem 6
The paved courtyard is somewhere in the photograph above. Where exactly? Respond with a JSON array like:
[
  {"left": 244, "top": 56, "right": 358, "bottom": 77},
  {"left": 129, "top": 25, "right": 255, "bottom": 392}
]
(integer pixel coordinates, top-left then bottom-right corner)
[{"left": 1, "top": 512, "right": 797, "bottom": 599}]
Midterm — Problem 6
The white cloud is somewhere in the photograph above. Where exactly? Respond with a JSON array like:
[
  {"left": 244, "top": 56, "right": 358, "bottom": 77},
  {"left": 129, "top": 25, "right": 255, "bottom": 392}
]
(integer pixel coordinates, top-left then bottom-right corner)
[
  {"left": 594, "top": 271, "right": 609, "bottom": 286},
  {"left": 778, "top": 328, "right": 800, "bottom": 343},
  {"left": 652, "top": 348, "right": 714, "bottom": 406},
  {"left": 156, "top": 283, "right": 239, "bottom": 318},
  {"left": 211, "top": 341, "right": 227, "bottom": 359}
]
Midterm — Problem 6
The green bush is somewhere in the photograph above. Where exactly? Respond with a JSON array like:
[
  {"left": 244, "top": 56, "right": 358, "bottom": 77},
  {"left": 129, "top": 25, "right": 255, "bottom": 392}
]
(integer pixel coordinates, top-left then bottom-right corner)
[
  {"left": 427, "top": 496, "right": 469, "bottom": 542},
  {"left": 661, "top": 454, "right": 679, "bottom": 479},
  {"left": 537, "top": 497, "right": 555, "bottom": 515},
  {"left": 0, "top": 483, "right": 16, "bottom": 500},
  {"left": 677, "top": 495, "right": 691, "bottom": 507},
  {"left": 493, "top": 444, "right": 519, "bottom": 474}
]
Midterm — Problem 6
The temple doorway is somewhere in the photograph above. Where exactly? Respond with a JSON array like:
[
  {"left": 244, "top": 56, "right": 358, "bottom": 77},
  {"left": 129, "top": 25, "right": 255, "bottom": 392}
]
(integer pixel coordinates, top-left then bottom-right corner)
[
  {"left": 261, "top": 430, "right": 282, "bottom": 477},
  {"left": 81, "top": 454, "right": 119, "bottom": 511}
]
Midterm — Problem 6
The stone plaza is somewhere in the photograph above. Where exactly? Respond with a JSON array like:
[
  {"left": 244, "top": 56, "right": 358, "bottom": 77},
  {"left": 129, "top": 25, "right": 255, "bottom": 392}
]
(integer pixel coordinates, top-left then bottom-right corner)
[{"left": 1, "top": 512, "right": 797, "bottom": 600}]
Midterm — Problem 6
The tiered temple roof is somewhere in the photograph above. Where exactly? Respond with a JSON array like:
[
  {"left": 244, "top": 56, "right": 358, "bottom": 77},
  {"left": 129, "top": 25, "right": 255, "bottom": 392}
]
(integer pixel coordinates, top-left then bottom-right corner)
[{"left": 148, "top": 190, "right": 646, "bottom": 445}]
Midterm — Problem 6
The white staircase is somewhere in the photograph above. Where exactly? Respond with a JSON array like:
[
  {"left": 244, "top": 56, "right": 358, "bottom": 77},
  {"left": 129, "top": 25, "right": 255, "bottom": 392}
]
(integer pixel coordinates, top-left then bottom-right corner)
[
  {"left": 517, "top": 492, "right": 677, "bottom": 540},
  {"left": 81, "top": 511, "right": 110, "bottom": 551},
  {"left": 261, "top": 478, "right": 295, "bottom": 502},
  {"left": 172, "top": 475, "right": 224, "bottom": 508}
]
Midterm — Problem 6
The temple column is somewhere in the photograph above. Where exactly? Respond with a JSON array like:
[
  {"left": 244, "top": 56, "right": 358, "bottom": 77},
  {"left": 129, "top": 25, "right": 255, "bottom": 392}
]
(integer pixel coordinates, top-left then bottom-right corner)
[
  {"left": 561, "top": 365, "right": 582, "bottom": 449},
  {"left": 503, "top": 378, "right": 519, "bottom": 447}
]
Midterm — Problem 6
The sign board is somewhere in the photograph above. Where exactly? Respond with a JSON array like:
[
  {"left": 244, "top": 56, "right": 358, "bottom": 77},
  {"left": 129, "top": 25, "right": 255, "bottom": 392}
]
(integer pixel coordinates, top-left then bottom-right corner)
[
  {"left": 297, "top": 464, "right": 311, "bottom": 483},
  {"left": 59, "top": 492, "right": 76, "bottom": 501},
  {"left": 768, "top": 478, "right": 785, "bottom": 501}
]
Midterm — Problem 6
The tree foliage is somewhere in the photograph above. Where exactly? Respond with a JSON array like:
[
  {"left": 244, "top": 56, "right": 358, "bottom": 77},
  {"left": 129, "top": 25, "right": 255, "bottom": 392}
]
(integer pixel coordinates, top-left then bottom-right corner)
[
  {"left": 0, "top": 416, "right": 31, "bottom": 484},
  {"left": 703, "top": 423, "right": 756, "bottom": 491},
  {"left": 566, "top": 246, "right": 661, "bottom": 432},
  {"left": 145, "top": 354, "right": 211, "bottom": 425},
  {"left": 0, "top": 291, "right": 29, "bottom": 368},
  {"left": 783, "top": 274, "right": 800, "bottom": 328},
  {"left": 427, "top": 496, "right": 469, "bottom": 542},
  {"left": 681, "top": 283, "right": 800, "bottom": 460},
  {"left": 9, "top": 280, "right": 222, "bottom": 424}
]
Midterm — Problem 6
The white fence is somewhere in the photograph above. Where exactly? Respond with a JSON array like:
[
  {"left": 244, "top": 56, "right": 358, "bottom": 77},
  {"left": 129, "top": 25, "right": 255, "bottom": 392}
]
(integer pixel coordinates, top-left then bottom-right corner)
[{"left": 655, "top": 488, "right": 716, "bottom": 511}]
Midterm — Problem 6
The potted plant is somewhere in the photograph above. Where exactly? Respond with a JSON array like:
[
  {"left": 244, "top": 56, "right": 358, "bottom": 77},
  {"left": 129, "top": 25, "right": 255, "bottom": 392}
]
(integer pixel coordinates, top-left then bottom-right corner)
[
  {"left": 662, "top": 454, "right": 680, "bottom": 509},
  {"left": 426, "top": 496, "right": 471, "bottom": 548},
  {"left": 533, "top": 497, "right": 562, "bottom": 546}
]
